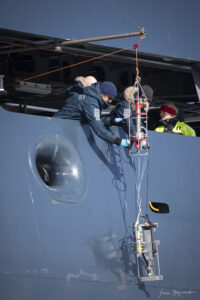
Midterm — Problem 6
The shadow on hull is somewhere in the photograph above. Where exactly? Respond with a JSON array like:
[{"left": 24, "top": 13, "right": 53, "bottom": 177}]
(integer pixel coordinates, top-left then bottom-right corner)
[{"left": 0, "top": 107, "right": 200, "bottom": 299}]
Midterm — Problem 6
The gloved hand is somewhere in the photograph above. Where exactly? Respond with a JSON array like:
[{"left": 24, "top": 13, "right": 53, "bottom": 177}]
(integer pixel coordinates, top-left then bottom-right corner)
[
  {"left": 120, "top": 139, "right": 131, "bottom": 147},
  {"left": 114, "top": 117, "right": 123, "bottom": 123}
]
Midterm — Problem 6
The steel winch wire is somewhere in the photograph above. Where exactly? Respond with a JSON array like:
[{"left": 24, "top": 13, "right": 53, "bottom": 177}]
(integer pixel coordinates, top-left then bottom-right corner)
[
  {"left": 135, "top": 153, "right": 149, "bottom": 223},
  {"left": 128, "top": 34, "right": 150, "bottom": 224},
  {"left": 20, "top": 46, "right": 134, "bottom": 82}
]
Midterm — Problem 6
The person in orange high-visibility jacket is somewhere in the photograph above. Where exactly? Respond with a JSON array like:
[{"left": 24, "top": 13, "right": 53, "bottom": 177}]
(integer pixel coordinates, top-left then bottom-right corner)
[{"left": 155, "top": 102, "right": 196, "bottom": 136}]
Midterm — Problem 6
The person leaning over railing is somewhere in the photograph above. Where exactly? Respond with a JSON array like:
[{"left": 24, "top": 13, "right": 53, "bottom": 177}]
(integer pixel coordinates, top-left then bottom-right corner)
[{"left": 53, "top": 78, "right": 131, "bottom": 148}]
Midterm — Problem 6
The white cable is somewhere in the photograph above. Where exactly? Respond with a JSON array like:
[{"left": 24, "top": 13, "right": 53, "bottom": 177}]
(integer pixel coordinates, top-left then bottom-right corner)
[
  {"left": 128, "top": 80, "right": 149, "bottom": 223},
  {"left": 136, "top": 155, "right": 148, "bottom": 222}
]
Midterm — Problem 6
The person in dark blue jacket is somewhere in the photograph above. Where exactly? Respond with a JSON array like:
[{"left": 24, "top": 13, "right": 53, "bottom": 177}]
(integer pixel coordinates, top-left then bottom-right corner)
[
  {"left": 53, "top": 80, "right": 130, "bottom": 147},
  {"left": 107, "top": 85, "right": 153, "bottom": 134},
  {"left": 53, "top": 76, "right": 96, "bottom": 116},
  {"left": 52, "top": 76, "right": 89, "bottom": 97},
  {"left": 104, "top": 85, "right": 153, "bottom": 149},
  {"left": 108, "top": 86, "right": 138, "bottom": 135}
]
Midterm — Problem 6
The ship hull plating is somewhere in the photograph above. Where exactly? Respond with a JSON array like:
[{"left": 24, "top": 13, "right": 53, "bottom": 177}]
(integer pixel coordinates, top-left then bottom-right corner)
[{"left": 0, "top": 108, "right": 200, "bottom": 299}]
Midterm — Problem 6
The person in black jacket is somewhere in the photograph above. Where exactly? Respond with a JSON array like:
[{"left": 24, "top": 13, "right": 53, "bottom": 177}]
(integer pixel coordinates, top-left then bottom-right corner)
[
  {"left": 155, "top": 102, "right": 196, "bottom": 136},
  {"left": 53, "top": 76, "right": 96, "bottom": 117},
  {"left": 104, "top": 85, "right": 153, "bottom": 149},
  {"left": 108, "top": 86, "right": 138, "bottom": 135},
  {"left": 51, "top": 76, "right": 91, "bottom": 97},
  {"left": 107, "top": 84, "right": 153, "bottom": 133},
  {"left": 53, "top": 80, "right": 130, "bottom": 147}
]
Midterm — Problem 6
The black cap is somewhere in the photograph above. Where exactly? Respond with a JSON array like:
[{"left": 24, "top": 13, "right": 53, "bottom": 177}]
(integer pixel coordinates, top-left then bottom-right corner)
[{"left": 142, "top": 85, "right": 153, "bottom": 101}]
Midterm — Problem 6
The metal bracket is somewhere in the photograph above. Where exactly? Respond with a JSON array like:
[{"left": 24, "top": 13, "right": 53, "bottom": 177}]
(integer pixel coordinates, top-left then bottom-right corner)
[{"left": 0, "top": 75, "right": 6, "bottom": 94}]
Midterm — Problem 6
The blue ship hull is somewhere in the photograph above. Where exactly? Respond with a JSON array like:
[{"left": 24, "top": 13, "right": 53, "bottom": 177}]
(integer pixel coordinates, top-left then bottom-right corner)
[{"left": 0, "top": 107, "right": 200, "bottom": 299}]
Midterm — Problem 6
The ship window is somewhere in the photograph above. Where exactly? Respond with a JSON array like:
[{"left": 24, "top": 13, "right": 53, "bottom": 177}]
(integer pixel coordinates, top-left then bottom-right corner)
[
  {"left": 33, "top": 135, "right": 87, "bottom": 203},
  {"left": 120, "top": 71, "right": 129, "bottom": 86},
  {"left": 89, "top": 66, "right": 105, "bottom": 81},
  {"left": 14, "top": 54, "right": 35, "bottom": 73},
  {"left": 62, "top": 61, "right": 71, "bottom": 80},
  {"left": 48, "top": 57, "right": 60, "bottom": 81}
]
